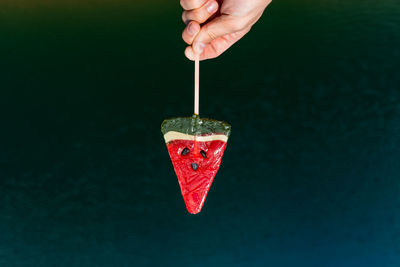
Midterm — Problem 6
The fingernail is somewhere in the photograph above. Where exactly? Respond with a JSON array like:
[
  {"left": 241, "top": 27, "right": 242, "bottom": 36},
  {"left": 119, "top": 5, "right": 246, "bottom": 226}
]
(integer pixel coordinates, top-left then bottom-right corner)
[
  {"left": 187, "top": 23, "right": 196, "bottom": 36},
  {"left": 206, "top": 1, "right": 218, "bottom": 13},
  {"left": 193, "top": 42, "right": 206, "bottom": 54}
]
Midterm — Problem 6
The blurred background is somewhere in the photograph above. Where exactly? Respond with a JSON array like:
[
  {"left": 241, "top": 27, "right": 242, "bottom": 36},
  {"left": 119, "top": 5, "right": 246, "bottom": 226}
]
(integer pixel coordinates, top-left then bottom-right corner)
[{"left": 1, "top": 0, "right": 400, "bottom": 266}]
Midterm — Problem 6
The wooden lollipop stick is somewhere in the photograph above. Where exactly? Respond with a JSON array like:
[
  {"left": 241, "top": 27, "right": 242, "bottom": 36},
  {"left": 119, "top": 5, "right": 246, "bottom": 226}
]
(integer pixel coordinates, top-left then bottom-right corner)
[
  {"left": 194, "top": 58, "right": 199, "bottom": 115},
  {"left": 194, "top": 58, "right": 200, "bottom": 155}
]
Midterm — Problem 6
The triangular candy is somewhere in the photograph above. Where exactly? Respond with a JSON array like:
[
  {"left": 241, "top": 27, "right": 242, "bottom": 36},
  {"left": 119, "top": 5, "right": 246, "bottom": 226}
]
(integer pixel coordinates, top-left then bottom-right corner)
[{"left": 161, "top": 115, "right": 231, "bottom": 214}]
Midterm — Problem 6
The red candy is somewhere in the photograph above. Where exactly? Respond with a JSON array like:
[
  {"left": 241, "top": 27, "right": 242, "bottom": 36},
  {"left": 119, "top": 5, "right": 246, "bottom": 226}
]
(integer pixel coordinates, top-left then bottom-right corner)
[{"left": 166, "top": 139, "right": 227, "bottom": 214}]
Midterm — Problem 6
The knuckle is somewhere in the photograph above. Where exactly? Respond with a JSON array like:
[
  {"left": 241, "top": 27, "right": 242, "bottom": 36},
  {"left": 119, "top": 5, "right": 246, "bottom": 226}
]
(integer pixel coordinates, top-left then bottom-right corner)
[
  {"left": 204, "top": 25, "right": 217, "bottom": 41},
  {"left": 183, "top": 11, "right": 193, "bottom": 22},
  {"left": 180, "top": 0, "right": 190, "bottom": 9},
  {"left": 189, "top": 10, "right": 203, "bottom": 23},
  {"left": 180, "top": 0, "right": 204, "bottom": 10},
  {"left": 197, "top": 8, "right": 210, "bottom": 23},
  {"left": 184, "top": 9, "right": 207, "bottom": 24},
  {"left": 214, "top": 40, "right": 227, "bottom": 55},
  {"left": 191, "top": 0, "right": 201, "bottom": 8},
  {"left": 180, "top": 0, "right": 191, "bottom": 9},
  {"left": 181, "top": 12, "right": 187, "bottom": 23},
  {"left": 182, "top": 29, "right": 192, "bottom": 44},
  {"left": 232, "top": 19, "right": 248, "bottom": 31},
  {"left": 198, "top": 0, "right": 208, "bottom": 8}
]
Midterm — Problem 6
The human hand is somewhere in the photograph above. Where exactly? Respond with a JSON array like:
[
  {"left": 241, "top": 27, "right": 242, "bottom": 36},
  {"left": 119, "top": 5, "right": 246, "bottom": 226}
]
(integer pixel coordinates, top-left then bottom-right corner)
[{"left": 181, "top": 0, "right": 272, "bottom": 61}]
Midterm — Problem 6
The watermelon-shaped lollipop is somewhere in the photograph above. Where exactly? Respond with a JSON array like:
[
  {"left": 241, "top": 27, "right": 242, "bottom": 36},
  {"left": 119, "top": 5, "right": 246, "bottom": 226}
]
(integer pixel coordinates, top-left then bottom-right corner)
[
  {"left": 161, "top": 59, "right": 231, "bottom": 214},
  {"left": 161, "top": 115, "right": 231, "bottom": 214}
]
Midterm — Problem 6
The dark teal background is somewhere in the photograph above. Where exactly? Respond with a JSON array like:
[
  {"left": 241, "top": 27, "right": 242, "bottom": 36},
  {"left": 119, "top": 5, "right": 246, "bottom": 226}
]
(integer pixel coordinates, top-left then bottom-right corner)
[{"left": 1, "top": 0, "right": 400, "bottom": 266}]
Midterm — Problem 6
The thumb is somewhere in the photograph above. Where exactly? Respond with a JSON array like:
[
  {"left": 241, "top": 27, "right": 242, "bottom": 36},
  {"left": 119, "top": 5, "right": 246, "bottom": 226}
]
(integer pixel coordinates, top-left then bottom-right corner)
[{"left": 192, "top": 15, "right": 241, "bottom": 55}]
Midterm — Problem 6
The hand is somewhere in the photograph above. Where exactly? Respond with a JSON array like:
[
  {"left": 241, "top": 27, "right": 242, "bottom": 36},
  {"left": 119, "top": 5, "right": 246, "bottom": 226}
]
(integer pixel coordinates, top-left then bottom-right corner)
[{"left": 181, "top": 0, "right": 272, "bottom": 61}]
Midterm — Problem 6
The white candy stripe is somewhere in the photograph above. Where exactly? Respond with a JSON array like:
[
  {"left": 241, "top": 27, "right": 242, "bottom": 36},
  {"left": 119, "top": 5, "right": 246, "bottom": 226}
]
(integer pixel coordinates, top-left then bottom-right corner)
[{"left": 163, "top": 131, "right": 228, "bottom": 143}]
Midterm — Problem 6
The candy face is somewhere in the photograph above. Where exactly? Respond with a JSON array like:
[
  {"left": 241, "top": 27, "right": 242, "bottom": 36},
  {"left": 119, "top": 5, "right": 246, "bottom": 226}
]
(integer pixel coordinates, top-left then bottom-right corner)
[
  {"left": 161, "top": 115, "right": 231, "bottom": 214},
  {"left": 166, "top": 138, "right": 227, "bottom": 214}
]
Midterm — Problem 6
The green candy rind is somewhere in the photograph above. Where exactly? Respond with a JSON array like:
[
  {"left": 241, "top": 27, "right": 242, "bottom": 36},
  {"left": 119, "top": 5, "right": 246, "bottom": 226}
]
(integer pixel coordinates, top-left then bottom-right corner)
[{"left": 161, "top": 114, "right": 231, "bottom": 137}]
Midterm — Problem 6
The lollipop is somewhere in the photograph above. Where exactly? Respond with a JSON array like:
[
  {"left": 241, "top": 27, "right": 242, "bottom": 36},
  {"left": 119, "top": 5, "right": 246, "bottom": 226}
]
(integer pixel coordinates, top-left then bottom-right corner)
[{"left": 161, "top": 59, "right": 231, "bottom": 214}]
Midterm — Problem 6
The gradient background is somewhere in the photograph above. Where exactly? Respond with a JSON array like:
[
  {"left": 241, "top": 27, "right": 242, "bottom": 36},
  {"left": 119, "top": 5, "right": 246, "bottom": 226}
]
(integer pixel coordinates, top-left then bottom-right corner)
[{"left": 1, "top": 0, "right": 400, "bottom": 266}]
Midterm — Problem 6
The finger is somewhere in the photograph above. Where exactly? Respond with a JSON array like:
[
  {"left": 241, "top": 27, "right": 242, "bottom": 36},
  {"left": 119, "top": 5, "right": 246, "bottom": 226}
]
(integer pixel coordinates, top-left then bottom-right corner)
[
  {"left": 192, "top": 15, "right": 247, "bottom": 55},
  {"left": 182, "top": 0, "right": 219, "bottom": 24},
  {"left": 182, "top": 21, "right": 201, "bottom": 45},
  {"left": 180, "top": 0, "right": 207, "bottom": 10},
  {"left": 185, "top": 46, "right": 200, "bottom": 61},
  {"left": 185, "top": 27, "right": 250, "bottom": 61}
]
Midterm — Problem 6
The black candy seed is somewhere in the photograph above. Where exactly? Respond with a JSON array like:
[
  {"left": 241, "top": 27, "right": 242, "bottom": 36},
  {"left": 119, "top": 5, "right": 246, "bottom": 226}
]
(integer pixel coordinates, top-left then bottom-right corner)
[
  {"left": 200, "top": 150, "right": 207, "bottom": 159},
  {"left": 191, "top": 163, "right": 199, "bottom": 171},
  {"left": 181, "top": 148, "right": 189, "bottom": 156}
]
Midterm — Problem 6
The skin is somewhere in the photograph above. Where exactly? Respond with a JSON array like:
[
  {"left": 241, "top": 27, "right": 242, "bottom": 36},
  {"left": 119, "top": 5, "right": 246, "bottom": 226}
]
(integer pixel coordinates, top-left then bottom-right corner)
[{"left": 181, "top": 0, "right": 272, "bottom": 61}]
